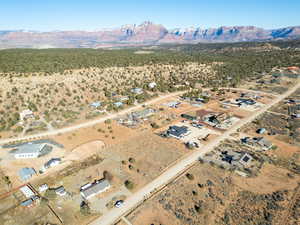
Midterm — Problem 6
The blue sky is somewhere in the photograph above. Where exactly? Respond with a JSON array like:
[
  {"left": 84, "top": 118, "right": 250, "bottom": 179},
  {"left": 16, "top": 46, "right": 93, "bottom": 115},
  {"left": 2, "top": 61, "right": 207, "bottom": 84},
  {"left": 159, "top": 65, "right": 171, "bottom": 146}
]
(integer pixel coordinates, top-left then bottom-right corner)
[{"left": 0, "top": 0, "right": 299, "bottom": 31}]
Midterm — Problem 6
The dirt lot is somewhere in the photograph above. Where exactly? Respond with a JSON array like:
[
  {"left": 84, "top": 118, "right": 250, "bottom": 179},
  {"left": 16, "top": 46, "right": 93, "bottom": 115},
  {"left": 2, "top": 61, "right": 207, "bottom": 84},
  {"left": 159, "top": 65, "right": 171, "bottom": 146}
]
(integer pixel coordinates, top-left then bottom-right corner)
[
  {"left": 126, "top": 162, "right": 300, "bottom": 225},
  {"left": 0, "top": 203, "right": 60, "bottom": 225}
]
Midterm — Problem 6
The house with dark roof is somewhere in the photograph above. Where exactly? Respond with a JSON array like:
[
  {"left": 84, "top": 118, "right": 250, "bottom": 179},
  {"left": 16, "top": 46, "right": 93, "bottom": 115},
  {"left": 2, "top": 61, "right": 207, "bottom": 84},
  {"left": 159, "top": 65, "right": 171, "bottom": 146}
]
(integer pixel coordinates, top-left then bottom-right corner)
[{"left": 166, "top": 126, "right": 190, "bottom": 139}]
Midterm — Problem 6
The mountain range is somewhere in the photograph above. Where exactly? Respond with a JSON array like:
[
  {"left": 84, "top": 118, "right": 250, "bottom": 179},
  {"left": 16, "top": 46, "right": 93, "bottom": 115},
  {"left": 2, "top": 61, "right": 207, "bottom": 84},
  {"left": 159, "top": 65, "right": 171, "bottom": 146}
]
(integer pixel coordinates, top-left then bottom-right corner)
[{"left": 1, "top": 21, "right": 300, "bottom": 48}]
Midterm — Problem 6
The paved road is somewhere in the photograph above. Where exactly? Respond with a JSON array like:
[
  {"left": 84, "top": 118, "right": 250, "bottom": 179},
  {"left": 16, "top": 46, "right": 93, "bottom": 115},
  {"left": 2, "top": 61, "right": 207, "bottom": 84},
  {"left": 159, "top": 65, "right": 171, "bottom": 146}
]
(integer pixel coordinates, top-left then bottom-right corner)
[
  {"left": 90, "top": 82, "right": 300, "bottom": 225},
  {"left": 0, "top": 91, "right": 184, "bottom": 146}
]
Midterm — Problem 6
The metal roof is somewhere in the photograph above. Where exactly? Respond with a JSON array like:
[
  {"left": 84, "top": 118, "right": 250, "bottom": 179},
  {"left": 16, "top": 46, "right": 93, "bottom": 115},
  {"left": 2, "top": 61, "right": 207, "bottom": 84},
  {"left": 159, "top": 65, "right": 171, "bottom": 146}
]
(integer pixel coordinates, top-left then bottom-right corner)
[
  {"left": 14, "top": 143, "right": 47, "bottom": 155},
  {"left": 81, "top": 179, "right": 110, "bottom": 199},
  {"left": 19, "top": 168, "right": 36, "bottom": 181}
]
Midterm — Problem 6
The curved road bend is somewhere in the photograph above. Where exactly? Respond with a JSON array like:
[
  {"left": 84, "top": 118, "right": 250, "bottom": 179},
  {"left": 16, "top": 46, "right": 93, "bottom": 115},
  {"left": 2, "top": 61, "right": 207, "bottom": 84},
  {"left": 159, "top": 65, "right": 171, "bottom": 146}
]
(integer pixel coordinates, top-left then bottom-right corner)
[
  {"left": 90, "top": 82, "right": 300, "bottom": 225},
  {"left": 0, "top": 91, "right": 185, "bottom": 146}
]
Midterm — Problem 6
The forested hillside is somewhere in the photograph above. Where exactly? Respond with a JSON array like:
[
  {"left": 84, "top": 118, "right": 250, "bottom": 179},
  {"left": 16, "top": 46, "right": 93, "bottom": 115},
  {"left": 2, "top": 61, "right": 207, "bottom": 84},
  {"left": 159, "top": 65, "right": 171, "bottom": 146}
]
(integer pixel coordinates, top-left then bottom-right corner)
[{"left": 0, "top": 41, "right": 299, "bottom": 88}]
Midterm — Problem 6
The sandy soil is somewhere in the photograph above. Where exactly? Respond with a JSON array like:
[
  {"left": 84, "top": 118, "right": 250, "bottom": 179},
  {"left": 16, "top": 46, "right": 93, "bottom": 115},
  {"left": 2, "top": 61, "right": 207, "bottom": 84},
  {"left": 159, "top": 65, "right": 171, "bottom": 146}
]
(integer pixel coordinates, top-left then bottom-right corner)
[{"left": 233, "top": 163, "right": 299, "bottom": 194}]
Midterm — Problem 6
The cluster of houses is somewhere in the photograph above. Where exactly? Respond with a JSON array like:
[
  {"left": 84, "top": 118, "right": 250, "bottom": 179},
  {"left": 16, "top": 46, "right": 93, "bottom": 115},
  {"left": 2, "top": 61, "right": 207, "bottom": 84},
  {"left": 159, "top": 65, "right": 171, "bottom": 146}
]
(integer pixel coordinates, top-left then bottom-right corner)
[
  {"left": 5, "top": 140, "right": 63, "bottom": 181},
  {"left": 20, "top": 185, "right": 39, "bottom": 208},
  {"left": 219, "top": 150, "right": 254, "bottom": 169}
]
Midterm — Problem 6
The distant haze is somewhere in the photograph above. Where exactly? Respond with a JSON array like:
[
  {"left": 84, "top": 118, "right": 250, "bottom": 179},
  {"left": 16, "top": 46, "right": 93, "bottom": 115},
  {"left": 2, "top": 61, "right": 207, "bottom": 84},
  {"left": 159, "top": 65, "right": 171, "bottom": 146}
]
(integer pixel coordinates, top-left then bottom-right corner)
[{"left": 0, "top": 21, "right": 300, "bottom": 49}]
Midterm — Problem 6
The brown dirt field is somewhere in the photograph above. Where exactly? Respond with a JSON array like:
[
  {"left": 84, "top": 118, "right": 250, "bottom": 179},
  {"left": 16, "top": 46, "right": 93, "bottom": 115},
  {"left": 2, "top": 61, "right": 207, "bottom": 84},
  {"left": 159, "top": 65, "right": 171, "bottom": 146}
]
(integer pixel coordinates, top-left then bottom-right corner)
[
  {"left": 66, "top": 140, "right": 105, "bottom": 161},
  {"left": 233, "top": 163, "right": 299, "bottom": 194},
  {"left": 0, "top": 204, "right": 60, "bottom": 225},
  {"left": 129, "top": 202, "right": 181, "bottom": 225},
  {"left": 53, "top": 121, "right": 138, "bottom": 151},
  {"left": 127, "top": 153, "right": 300, "bottom": 225},
  {"left": 127, "top": 163, "right": 235, "bottom": 225},
  {"left": 268, "top": 136, "right": 300, "bottom": 160}
]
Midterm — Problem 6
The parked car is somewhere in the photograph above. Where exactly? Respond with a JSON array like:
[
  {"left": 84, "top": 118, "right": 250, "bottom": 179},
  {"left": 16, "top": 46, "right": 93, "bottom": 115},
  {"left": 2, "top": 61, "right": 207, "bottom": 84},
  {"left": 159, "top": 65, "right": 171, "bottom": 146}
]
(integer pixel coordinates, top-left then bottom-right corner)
[{"left": 114, "top": 200, "right": 124, "bottom": 208}]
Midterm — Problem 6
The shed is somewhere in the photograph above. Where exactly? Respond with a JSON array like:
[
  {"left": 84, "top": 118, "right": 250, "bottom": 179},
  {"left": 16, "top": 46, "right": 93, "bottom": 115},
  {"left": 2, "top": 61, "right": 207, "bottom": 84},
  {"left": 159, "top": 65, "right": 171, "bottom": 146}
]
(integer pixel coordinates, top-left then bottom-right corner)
[
  {"left": 21, "top": 199, "right": 34, "bottom": 207},
  {"left": 256, "top": 128, "right": 266, "bottom": 134}
]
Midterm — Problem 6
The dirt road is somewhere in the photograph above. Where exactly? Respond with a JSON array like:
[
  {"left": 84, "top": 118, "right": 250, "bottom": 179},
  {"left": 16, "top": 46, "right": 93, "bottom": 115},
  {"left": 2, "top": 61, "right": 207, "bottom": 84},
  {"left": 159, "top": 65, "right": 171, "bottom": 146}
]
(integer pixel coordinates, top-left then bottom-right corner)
[
  {"left": 90, "top": 82, "right": 300, "bottom": 225},
  {"left": 0, "top": 91, "right": 184, "bottom": 146}
]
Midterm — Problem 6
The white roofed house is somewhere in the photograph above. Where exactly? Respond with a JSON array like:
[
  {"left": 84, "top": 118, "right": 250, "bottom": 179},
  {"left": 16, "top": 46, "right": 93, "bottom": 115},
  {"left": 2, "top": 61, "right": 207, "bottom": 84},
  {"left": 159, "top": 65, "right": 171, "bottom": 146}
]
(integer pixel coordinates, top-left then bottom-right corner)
[
  {"left": 131, "top": 88, "right": 143, "bottom": 95},
  {"left": 20, "top": 185, "right": 35, "bottom": 198},
  {"left": 148, "top": 82, "right": 157, "bottom": 89},
  {"left": 20, "top": 109, "right": 34, "bottom": 121},
  {"left": 41, "top": 158, "right": 61, "bottom": 172},
  {"left": 12, "top": 143, "right": 52, "bottom": 159},
  {"left": 80, "top": 179, "right": 111, "bottom": 200}
]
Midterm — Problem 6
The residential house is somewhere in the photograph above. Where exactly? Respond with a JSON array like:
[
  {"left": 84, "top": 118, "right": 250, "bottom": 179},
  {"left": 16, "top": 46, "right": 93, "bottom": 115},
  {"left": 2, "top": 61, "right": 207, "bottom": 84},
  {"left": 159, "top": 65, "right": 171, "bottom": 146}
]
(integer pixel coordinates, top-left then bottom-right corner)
[
  {"left": 20, "top": 109, "right": 34, "bottom": 121},
  {"left": 236, "top": 98, "right": 256, "bottom": 106},
  {"left": 167, "top": 126, "right": 190, "bottom": 139},
  {"left": 38, "top": 184, "right": 49, "bottom": 193},
  {"left": 80, "top": 179, "right": 111, "bottom": 200},
  {"left": 12, "top": 143, "right": 52, "bottom": 159},
  {"left": 255, "top": 137, "right": 273, "bottom": 150},
  {"left": 256, "top": 128, "right": 266, "bottom": 134},
  {"left": 220, "top": 150, "right": 253, "bottom": 168},
  {"left": 165, "top": 101, "right": 181, "bottom": 108},
  {"left": 131, "top": 108, "right": 155, "bottom": 120},
  {"left": 20, "top": 185, "right": 35, "bottom": 198},
  {"left": 90, "top": 101, "right": 101, "bottom": 108},
  {"left": 114, "top": 102, "right": 123, "bottom": 108},
  {"left": 148, "top": 82, "right": 157, "bottom": 89},
  {"left": 241, "top": 137, "right": 272, "bottom": 150},
  {"left": 181, "top": 114, "right": 197, "bottom": 121},
  {"left": 20, "top": 195, "right": 39, "bottom": 208},
  {"left": 131, "top": 88, "right": 143, "bottom": 95}
]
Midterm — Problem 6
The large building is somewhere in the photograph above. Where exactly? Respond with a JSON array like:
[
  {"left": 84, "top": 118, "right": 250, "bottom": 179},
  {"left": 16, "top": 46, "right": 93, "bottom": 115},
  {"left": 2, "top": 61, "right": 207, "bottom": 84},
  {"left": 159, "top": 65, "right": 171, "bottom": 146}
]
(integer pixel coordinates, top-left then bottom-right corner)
[
  {"left": 12, "top": 143, "right": 52, "bottom": 159},
  {"left": 80, "top": 179, "right": 111, "bottom": 200}
]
